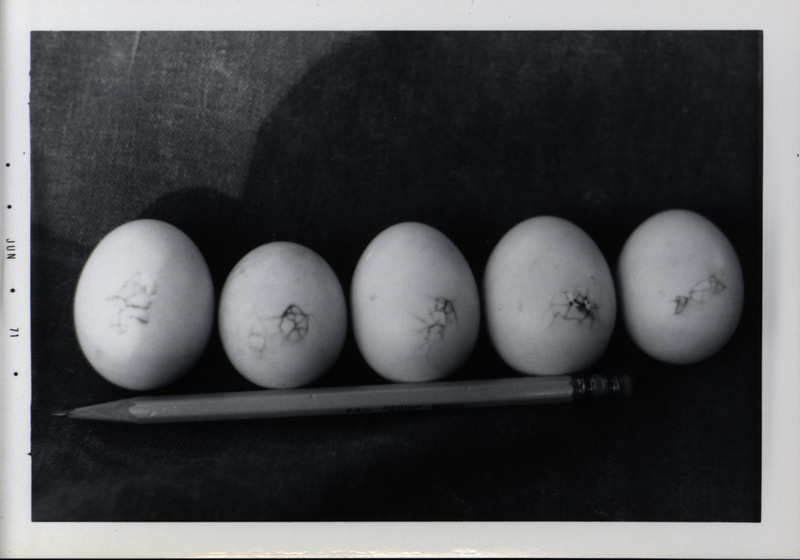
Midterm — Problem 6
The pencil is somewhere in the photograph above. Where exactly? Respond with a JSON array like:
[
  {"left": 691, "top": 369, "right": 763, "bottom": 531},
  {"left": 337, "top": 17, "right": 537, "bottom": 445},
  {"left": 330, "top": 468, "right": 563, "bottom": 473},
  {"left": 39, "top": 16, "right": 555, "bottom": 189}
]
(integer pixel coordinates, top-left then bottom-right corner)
[{"left": 58, "top": 373, "right": 632, "bottom": 424}]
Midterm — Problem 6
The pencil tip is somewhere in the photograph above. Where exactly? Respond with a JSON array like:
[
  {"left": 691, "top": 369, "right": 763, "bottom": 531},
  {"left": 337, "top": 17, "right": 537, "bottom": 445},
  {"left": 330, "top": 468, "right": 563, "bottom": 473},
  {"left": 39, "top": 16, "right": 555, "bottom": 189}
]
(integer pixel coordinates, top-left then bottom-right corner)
[
  {"left": 51, "top": 411, "right": 69, "bottom": 417},
  {"left": 57, "top": 399, "right": 137, "bottom": 422}
]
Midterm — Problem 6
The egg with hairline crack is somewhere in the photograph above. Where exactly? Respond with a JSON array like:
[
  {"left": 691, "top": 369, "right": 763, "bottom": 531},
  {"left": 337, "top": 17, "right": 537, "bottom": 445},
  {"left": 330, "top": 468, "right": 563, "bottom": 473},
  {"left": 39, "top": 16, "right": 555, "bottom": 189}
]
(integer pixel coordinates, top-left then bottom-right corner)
[
  {"left": 616, "top": 209, "right": 744, "bottom": 364},
  {"left": 483, "top": 216, "right": 617, "bottom": 376},
  {"left": 73, "top": 219, "right": 215, "bottom": 391},
  {"left": 218, "top": 241, "right": 348, "bottom": 389},
  {"left": 350, "top": 222, "right": 481, "bottom": 383}
]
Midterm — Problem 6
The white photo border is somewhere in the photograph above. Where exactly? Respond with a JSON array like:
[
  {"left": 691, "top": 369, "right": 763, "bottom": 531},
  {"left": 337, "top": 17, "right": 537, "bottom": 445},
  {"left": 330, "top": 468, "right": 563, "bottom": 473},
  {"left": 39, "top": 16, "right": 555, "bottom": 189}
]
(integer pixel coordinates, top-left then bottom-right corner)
[{"left": 2, "top": 0, "right": 798, "bottom": 557}]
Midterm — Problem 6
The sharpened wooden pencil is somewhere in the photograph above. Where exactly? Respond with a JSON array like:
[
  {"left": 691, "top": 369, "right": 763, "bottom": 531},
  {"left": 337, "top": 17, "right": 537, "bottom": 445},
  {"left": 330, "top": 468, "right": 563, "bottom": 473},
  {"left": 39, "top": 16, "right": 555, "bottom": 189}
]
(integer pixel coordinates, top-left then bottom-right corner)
[{"left": 59, "top": 373, "right": 632, "bottom": 424}]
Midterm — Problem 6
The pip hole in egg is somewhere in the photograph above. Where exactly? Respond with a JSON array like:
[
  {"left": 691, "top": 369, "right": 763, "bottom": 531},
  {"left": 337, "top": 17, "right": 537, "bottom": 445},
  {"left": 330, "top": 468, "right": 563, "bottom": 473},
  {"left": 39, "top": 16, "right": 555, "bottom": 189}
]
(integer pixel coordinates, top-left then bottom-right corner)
[{"left": 32, "top": 31, "right": 762, "bottom": 523}]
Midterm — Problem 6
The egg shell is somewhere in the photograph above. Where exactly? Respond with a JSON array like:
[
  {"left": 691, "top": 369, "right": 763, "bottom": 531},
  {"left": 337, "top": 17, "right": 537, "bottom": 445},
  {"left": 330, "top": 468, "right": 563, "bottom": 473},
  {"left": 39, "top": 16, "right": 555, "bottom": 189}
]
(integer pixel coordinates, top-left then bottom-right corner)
[
  {"left": 350, "top": 222, "right": 481, "bottom": 383},
  {"left": 73, "top": 219, "right": 215, "bottom": 391},
  {"left": 616, "top": 209, "right": 744, "bottom": 364},
  {"left": 483, "top": 216, "right": 617, "bottom": 376},
  {"left": 218, "top": 242, "right": 348, "bottom": 389}
]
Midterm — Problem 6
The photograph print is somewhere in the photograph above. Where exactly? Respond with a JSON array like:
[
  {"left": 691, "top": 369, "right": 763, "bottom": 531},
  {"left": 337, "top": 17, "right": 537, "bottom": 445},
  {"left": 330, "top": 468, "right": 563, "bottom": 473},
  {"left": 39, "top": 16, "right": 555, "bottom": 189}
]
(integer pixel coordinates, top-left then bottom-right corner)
[{"left": 29, "top": 30, "right": 762, "bottom": 522}]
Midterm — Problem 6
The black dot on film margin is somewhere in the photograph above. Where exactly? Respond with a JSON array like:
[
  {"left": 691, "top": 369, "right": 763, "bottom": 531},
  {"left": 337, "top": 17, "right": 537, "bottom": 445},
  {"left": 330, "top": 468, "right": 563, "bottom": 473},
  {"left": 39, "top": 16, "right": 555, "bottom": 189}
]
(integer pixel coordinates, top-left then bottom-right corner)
[
  {"left": 4, "top": 163, "right": 9, "bottom": 167},
  {"left": 10, "top": 288, "right": 15, "bottom": 293},
  {"left": 6, "top": 205, "right": 11, "bottom": 209},
  {"left": 13, "top": 372, "right": 18, "bottom": 377}
]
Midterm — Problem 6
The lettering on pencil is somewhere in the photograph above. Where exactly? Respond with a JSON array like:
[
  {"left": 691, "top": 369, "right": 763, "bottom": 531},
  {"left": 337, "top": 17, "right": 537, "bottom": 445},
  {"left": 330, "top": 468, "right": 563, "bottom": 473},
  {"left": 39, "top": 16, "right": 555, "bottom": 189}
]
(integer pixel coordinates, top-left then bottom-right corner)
[
  {"left": 381, "top": 404, "right": 425, "bottom": 412},
  {"left": 416, "top": 296, "right": 457, "bottom": 344},
  {"left": 550, "top": 288, "right": 599, "bottom": 327},
  {"left": 673, "top": 275, "right": 726, "bottom": 314},
  {"left": 106, "top": 273, "right": 157, "bottom": 333},
  {"left": 346, "top": 407, "right": 373, "bottom": 414}
]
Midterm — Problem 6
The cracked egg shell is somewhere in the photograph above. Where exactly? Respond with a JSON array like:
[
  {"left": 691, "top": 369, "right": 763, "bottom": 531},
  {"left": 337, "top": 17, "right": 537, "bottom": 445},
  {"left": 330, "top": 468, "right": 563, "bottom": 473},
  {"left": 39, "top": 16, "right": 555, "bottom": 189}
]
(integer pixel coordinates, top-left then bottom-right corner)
[
  {"left": 617, "top": 209, "right": 744, "bottom": 364},
  {"left": 350, "top": 222, "right": 481, "bottom": 383},
  {"left": 218, "top": 242, "right": 348, "bottom": 389},
  {"left": 483, "top": 216, "right": 616, "bottom": 376},
  {"left": 73, "top": 219, "right": 215, "bottom": 391}
]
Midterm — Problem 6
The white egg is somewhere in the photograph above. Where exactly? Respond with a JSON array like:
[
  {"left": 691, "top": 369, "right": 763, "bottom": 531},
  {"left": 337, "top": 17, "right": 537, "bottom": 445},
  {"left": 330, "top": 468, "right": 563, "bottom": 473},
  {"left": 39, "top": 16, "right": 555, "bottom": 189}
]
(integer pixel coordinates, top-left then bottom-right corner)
[
  {"left": 483, "top": 216, "right": 616, "bottom": 376},
  {"left": 218, "top": 242, "right": 348, "bottom": 389},
  {"left": 73, "top": 219, "right": 215, "bottom": 391},
  {"left": 617, "top": 209, "right": 744, "bottom": 364},
  {"left": 350, "top": 222, "right": 481, "bottom": 383}
]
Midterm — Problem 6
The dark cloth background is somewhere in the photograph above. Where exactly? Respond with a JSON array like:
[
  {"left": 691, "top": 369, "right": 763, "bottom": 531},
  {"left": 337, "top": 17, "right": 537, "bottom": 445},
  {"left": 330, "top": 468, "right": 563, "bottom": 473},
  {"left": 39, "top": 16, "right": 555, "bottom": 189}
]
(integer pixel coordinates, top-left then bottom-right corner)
[{"left": 30, "top": 31, "right": 762, "bottom": 521}]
